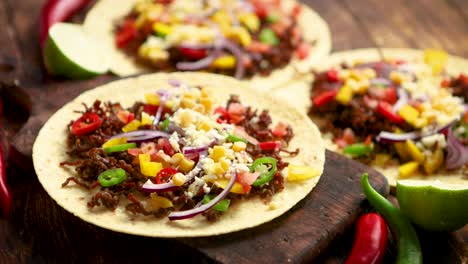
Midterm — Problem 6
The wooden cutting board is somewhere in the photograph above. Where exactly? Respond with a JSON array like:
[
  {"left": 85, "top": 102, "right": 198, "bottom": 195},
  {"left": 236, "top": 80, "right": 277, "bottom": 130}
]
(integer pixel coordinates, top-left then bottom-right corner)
[{"left": 7, "top": 79, "right": 388, "bottom": 262}]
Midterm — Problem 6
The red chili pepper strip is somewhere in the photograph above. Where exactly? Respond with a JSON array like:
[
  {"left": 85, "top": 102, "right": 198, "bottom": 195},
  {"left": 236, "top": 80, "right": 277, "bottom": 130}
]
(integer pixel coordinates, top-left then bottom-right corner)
[
  {"left": 155, "top": 167, "right": 178, "bottom": 184},
  {"left": 383, "top": 87, "right": 397, "bottom": 104},
  {"left": 115, "top": 18, "right": 137, "bottom": 49},
  {"left": 258, "top": 141, "right": 281, "bottom": 150},
  {"left": 345, "top": 213, "right": 388, "bottom": 264},
  {"left": 376, "top": 101, "right": 404, "bottom": 124},
  {"left": 39, "top": 0, "right": 92, "bottom": 48},
  {"left": 0, "top": 99, "right": 11, "bottom": 216},
  {"left": 312, "top": 90, "right": 338, "bottom": 107},
  {"left": 178, "top": 47, "right": 208, "bottom": 60},
  {"left": 71, "top": 112, "right": 102, "bottom": 136},
  {"left": 327, "top": 69, "right": 340, "bottom": 82}
]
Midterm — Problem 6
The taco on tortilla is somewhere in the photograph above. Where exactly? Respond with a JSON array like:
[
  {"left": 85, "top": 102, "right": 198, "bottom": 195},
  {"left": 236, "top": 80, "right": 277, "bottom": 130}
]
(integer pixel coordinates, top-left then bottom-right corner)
[
  {"left": 307, "top": 49, "right": 468, "bottom": 186},
  {"left": 82, "top": 0, "right": 331, "bottom": 90},
  {"left": 33, "top": 72, "right": 325, "bottom": 237}
]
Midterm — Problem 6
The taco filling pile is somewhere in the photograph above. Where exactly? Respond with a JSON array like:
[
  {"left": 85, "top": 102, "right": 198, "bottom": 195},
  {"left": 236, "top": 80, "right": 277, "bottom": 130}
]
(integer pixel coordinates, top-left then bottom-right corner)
[
  {"left": 309, "top": 50, "right": 468, "bottom": 179},
  {"left": 60, "top": 79, "right": 318, "bottom": 221},
  {"left": 113, "top": 0, "right": 310, "bottom": 79}
]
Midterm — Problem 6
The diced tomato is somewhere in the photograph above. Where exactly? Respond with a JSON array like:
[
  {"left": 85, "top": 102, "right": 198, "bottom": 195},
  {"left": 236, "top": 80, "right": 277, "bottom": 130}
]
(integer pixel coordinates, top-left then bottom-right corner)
[
  {"left": 141, "top": 142, "right": 157, "bottom": 157},
  {"left": 394, "top": 59, "right": 407, "bottom": 65},
  {"left": 312, "top": 90, "right": 338, "bottom": 107},
  {"left": 459, "top": 73, "right": 468, "bottom": 86},
  {"left": 156, "top": 0, "right": 173, "bottom": 4},
  {"left": 272, "top": 122, "right": 288, "bottom": 138},
  {"left": 237, "top": 172, "right": 260, "bottom": 193},
  {"left": 227, "top": 103, "right": 246, "bottom": 124},
  {"left": 376, "top": 101, "right": 404, "bottom": 124},
  {"left": 127, "top": 148, "right": 142, "bottom": 156},
  {"left": 143, "top": 104, "right": 159, "bottom": 115},
  {"left": 115, "top": 18, "right": 137, "bottom": 49},
  {"left": 251, "top": 0, "right": 269, "bottom": 18},
  {"left": 246, "top": 41, "right": 271, "bottom": 53},
  {"left": 178, "top": 47, "right": 207, "bottom": 60},
  {"left": 295, "top": 42, "right": 309, "bottom": 60},
  {"left": 364, "top": 135, "right": 372, "bottom": 145},
  {"left": 327, "top": 69, "right": 340, "bottom": 82},
  {"left": 343, "top": 128, "right": 356, "bottom": 145},
  {"left": 335, "top": 138, "right": 348, "bottom": 148},
  {"left": 117, "top": 110, "right": 135, "bottom": 124},
  {"left": 383, "top": 86, "right": 397, "bottom": 104},
  {"left": 292, "top": 4, "right": 302, "bottom": 19},
  {"left": 214, "top": 106, "right": 229, "bottom": 123},
  {"left": 184, "top": 152, "right": 200, "bottom": 163},
  {"left": 234, "top": 126, "right": 259, "bottom": 145},
  {"left": 259, "top": 141, "right": 281, "bottom": 150},
  {"left": 157, "top": 138, "right": 175, "bottom": 156},
  {"left": 440, "top": 78, "right": 451, "bottom": 88},
  {"left": 463, "top": 111, "right": 468, "bottom": 123},
  {"left": 363, "top": 95, "right": 378, "bottom": 109}
]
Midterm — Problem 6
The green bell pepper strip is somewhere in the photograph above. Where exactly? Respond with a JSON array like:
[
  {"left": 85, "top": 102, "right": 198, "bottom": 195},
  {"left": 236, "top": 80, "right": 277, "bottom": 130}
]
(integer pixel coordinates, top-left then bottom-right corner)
[
  {"left": 160, "top": 119, "right": 170, "bottom": 131},
  {"left": 98, "top": 168, "right": 127, "bottom": 187},
  {"left": 202, "top": 195, "right": 231, "bottom": 212},
  {"left": 343, "top": 143, "right": 373, "bottom": 157},
  {"left": 361, "top": 173, "right": 422, "bottom": 264},
  {"left": 259, "top": 28, "right": 279, "bottom": 46},
  {"left": 250, "top": 157, "right": 277, "bottom": 186},
  {"left": 226, "top": 134, "right": 247, "bottom": 143},
  {"left": 104, "top": 143, "right": 137, "bottom": 154}
]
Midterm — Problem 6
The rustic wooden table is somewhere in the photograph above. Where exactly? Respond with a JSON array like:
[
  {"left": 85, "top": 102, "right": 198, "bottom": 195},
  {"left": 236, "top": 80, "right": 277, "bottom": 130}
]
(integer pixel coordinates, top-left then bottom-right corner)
[{"left": 1, "top": 0, "right": 467, "bottom": 263}]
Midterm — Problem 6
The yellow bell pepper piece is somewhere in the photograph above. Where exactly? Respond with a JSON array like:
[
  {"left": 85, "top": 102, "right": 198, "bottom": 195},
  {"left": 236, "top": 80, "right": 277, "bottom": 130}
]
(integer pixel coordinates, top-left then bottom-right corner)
[
  {"left": 139, "top": 153, "right": 151, "bottom": 163},
  {"left": 394, "top": 142, "right": 411, "bottom": 161},
  {"left": 398, "top": 161, "right": 420, "bottom": 178},
  {"left": 423, "top": 49, "right": 448, "bottom": 75},
  {"left": 141, "top": 112, "right": 153, "bottom": 125},
  {"left": 153, "top": 22, "right": 171, "bottom": 37},
  {"left": 122, "top": 120, "right": 141, "bottom": 132},
  {"left": 145, "top": 93, "right": 160, "bottom": 105},
  {"left": 227, "top": 27, "right": 252, "bottom": 47},
  {"left": 149, "top": 193, "right": 173, "bottom": 209},
  {"left": 211, "top": 55, "right": 236, "bottom": 69},
  {"left": 335, "top": 84, "right": 354, "bottom": 105},
  {"left": 372, "top": 153, "right": 392, "bottom": 167},
  {"left": 287, "top": 165, "right": 321, "bottom": 182},
  {"left": 405, "top": 140, "right": 425, "bottom": 163},
  {"left": 213, "top": 179, "right": 245, "bottom": 194},
  {"left": 239, "top": 13, "right": 260, "bottom": 32},
  {"left": 140, "top": 161, "right": 163, "bottom": 177},
  {"left": 423, "top": 147, "right": 444, "bottom": 174},
  {"left": 398, "top": 105, "right": 419, "bottom": 125},
  {"left": 102, "top": 137, "right": 127, "bottom": 148}
]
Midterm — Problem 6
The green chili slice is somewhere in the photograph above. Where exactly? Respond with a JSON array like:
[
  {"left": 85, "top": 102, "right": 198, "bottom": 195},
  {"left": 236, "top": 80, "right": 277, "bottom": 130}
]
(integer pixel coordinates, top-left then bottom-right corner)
[
  {"left": 266, "top": 13, "right": 279, "bottom": 23},
  {"left": 98, "top": 168, "right": 127, "bottom": 187},
  {"left": 343, "top": 143, "right": 373, "bottom": 157},
  {"left": 250, "top": 157, "right": 277, "bottom": 186},
  {"left": 160, "top": 119, "right": 170, "bottom": 131},
  {"left": 104, "top": 143, "right": 137, "bottom": 154},
  {"left": 202, "top": 195, "right": 231, "bottom": 212},
  {"left": 259, "top": 28, "right": 279, "bottom": 46},
  {"left": 226, "top": 134, "right": 247, "bottom": 143}
]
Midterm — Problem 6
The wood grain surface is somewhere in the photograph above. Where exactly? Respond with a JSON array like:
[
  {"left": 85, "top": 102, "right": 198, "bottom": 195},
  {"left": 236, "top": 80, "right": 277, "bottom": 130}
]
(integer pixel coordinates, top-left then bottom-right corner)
[{"left": 0, "top": 0, "right": 467, "bottom": 263}]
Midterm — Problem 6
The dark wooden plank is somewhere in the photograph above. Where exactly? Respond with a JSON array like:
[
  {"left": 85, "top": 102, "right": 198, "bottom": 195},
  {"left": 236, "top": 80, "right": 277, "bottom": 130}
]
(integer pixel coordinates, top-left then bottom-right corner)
[
  {"left": 450, "top": 0, "right": 468, "bottom": 23},
  {"left": 0, "top": 151, "right": 389, "bottom": 263},
  {"left": 0, "top": 1, "right": 23, "bottom": 85}
]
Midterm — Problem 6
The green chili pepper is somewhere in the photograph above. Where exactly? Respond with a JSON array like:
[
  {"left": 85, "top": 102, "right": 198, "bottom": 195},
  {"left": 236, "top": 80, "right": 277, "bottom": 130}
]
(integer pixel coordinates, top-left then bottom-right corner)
[
  {"left": 98, "top": 168, "right": 127, "bottom": 187},
  {"left": 343, "top": 143, "right": 373, "bottom": 157},
  {"left": 361, "top": 173, "right": 422, "bottom": 264},
  {"left": 104, "top": 143, "right": 137, "bottom": 154},
  {"left": 160, "top": 119, "right": 170, "bottom": 131},
  {"left": 266, "top": 13, "right": 279, "bottom": 23},
  {"left": 250, "top": 157, "right": 277, "bottom": 186},
  {"left": 202, "top": 195, "right": 231, "bottom": 212},
  {"left": 226, "top": 134, "right": 247, "bottom": 143},
  {"left": 259, "top": 28, "right": 279, "bottom": 46}
]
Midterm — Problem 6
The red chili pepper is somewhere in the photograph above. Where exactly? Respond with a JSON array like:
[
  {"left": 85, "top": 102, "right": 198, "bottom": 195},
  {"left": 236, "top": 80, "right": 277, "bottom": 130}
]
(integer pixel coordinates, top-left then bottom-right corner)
[
  {"left": 155, "top": 167, "right": 178, "bottom": 184},
  {"left": 251, "top": 0, "right": 269, "bottom": 18},
  {"left": 376, "top": 101, "right": 404, "bottom": 124},
  {"left": 71, "top": 112, "right": 102, "bottom": 136},
  {"left": 0, "top": 99, "right": 11, "bottom": 216},
  {"left": 178, "top": 47, "right": 208, "bottom": 60},
  {"left": 345, "top": 213, "right": 388, "bottom": 264},
  {"left": 115, "top": 18, "right": 138, "bottom": 49},
  {"left": 383, "top": 87, "right": 397, "bottom": 104},
  {"left": 291, "top": 4, "right": 302, "bottom": 19},
  {"left": 312, "top": 90, "right": 338, "bottom": 107},
  {"left": 258, "top": 141, "right": 281, "bottom": 150},
  {"left": 39, "top": 0, "right": 92, "bottom": 48},
  {"left": 327, "top": 69, "right": 340, "bottom": 82}
]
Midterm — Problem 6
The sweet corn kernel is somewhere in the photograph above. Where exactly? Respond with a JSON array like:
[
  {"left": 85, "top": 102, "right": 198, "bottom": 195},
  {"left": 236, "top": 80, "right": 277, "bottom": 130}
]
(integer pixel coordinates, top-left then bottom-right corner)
[
  {"left": 200, "top": 87, "right": 211, "bottom": 98},
  {"left": 423, "top": 49, "right": 448, "bottom": 75},
  {"left": 354, "top": 79, "right": 370, "bottom": 94},
  {"left": 394, "top": 142, "right": 411, "bottom": 161},
  {"left": 102, "top": 137, "right": 127, "bottom": 148},
  {"left": 389, "top": 71, "right": 409, "bottom": 84},
  {"left": 212, "top": 11, "right": 231, "bottom": 26},
  {"left": 153, "top": 22, "right": 171, "bottom": 37},
  {"left": 145, "top": 93, "right": 160, "bottom": 105},
  {"left": 200, "top": 98, "right": 213, "bottom": 113},
  {"left": 287, "top": 165, "right": 321, "bottom": 182},
  {"left": 212, "top": 163, "right": 226, "bottom": 175},
  {"left": 211, "top": 55, "right": 236, "bottom": 69},
  {"left": 146, "top": 48, "right": 169, "bottom": 61},
  {"left": 192, "top": 104, "right": 205, "bottom": 113},
  {"left": 405, "top": 140, "right": 425, "bottom": 163},
  {"left": 219, "top": 158, "right": 230, "bottom": 171},
  {"left": 239, "top": 13, "right": 260, "bottom": 32},
  {"left": 227, "top": 27, "right": 252, "bottom": 47},
  {"left": 398, "top": 161, "right": 420, "bottom": 178},
  {"left": 150, "top": 193, "right": 173, "bottom": 209},
  {"left": 335, "top": 84, "right": 353, "bottom": 105},
  {"left": 179, "top": 158, "right": 195, "bottom": 173},
  {"left": 179, "top": 110, "right": 193, "bottom": 128},
  {"left": 269, "top": 201, "right": 279, "bottom": 210},
  {"left": 180, "top": 98, "right": 196, "bottom": 109},
  {"left": 348, "top": 70, "right": 364, "bottom": 80},
  {"left": 140, "top": 161, "right": 163, "bottom": 177},
  {"left": 165, "top": 99, "right": 175, "bottom": 109},
  {"left": 170, "top": 153, "right": 185, "bottom": 165},
  {"left": 423, "top": 147, "right": 444, "bottom": 174},
  {"left": 232, "top": 141, "right": 247, "bottom": 152},
  {"left": 172, "top": 172, "right": 186, "bottom": 186},
  {"left": 122, "top": 120, "right": 141, "bottom": 132},
  {"left": 197, "top": 120, "right": 212, "bottom": 132},
  {"left": 398, "top": 105, "right": 419, "bottom": 126},
  {"left": 210, "top": 146, "right": 226, "bottom": 162},
  {"left": 362, "top": 68, "right": 377, "bottom": 79},
  {"left": 141, "top": 112, "right": 152, "bottom": 125}
]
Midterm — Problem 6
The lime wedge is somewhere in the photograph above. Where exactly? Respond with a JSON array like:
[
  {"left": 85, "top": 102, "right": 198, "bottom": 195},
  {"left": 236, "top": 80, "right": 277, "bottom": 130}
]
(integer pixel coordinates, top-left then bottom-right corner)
[
  {"left": 43, "top": 23, "right": 108, "bottom": 79},
  {"left": 397, "top": 179, "right": 468, "bottom": 231}
]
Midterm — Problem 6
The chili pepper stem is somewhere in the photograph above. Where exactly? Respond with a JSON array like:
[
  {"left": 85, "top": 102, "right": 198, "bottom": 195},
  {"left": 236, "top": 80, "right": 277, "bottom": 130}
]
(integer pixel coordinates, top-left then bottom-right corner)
[{"left": 361, "top": 173, "right": 422, "bottom": 264}]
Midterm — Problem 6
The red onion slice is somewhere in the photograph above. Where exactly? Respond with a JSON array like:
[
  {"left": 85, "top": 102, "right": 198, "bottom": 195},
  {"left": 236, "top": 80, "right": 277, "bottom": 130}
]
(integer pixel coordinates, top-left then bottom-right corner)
[
  {"left": 445, "top": 128, "right": 468, "bottom": 170},
  {"left": 392, "top": 88, "right": 409, "bottom": 112},
  {"left": 168, "top": 79, "right": 181, "bottom": 87},
  {"left": 168, "top": 171, "right": 237, "bottom": 221},
  {"left": 176, "top": 51, "right": 220, "bottom": 71},
  {"left": 153, "top": 92, "right": 168, "bottom": 125},
  {"left": 221, "top": 39, "right": 245, "bottom": 79},
  {"left": 110, "top": 130, "right": 170, "bottom": 142},
  {"left": 141, "top": 181, "right": 178, "bottom": 192},
  {"left": 370, "top": 78, "right": 392, "bottom": 87}
]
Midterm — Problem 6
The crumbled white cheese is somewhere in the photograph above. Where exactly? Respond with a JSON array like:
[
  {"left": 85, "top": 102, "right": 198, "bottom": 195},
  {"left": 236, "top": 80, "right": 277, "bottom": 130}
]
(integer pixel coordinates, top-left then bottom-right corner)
[
  {"left": 186, "top": 177, "right": 206, "bottom": 198},
  {"left": 421, "top": 133, "right": 447, "bottom": 149},
  {"left": 169, "top": 132, "right": 181, "bottom": 152}
]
